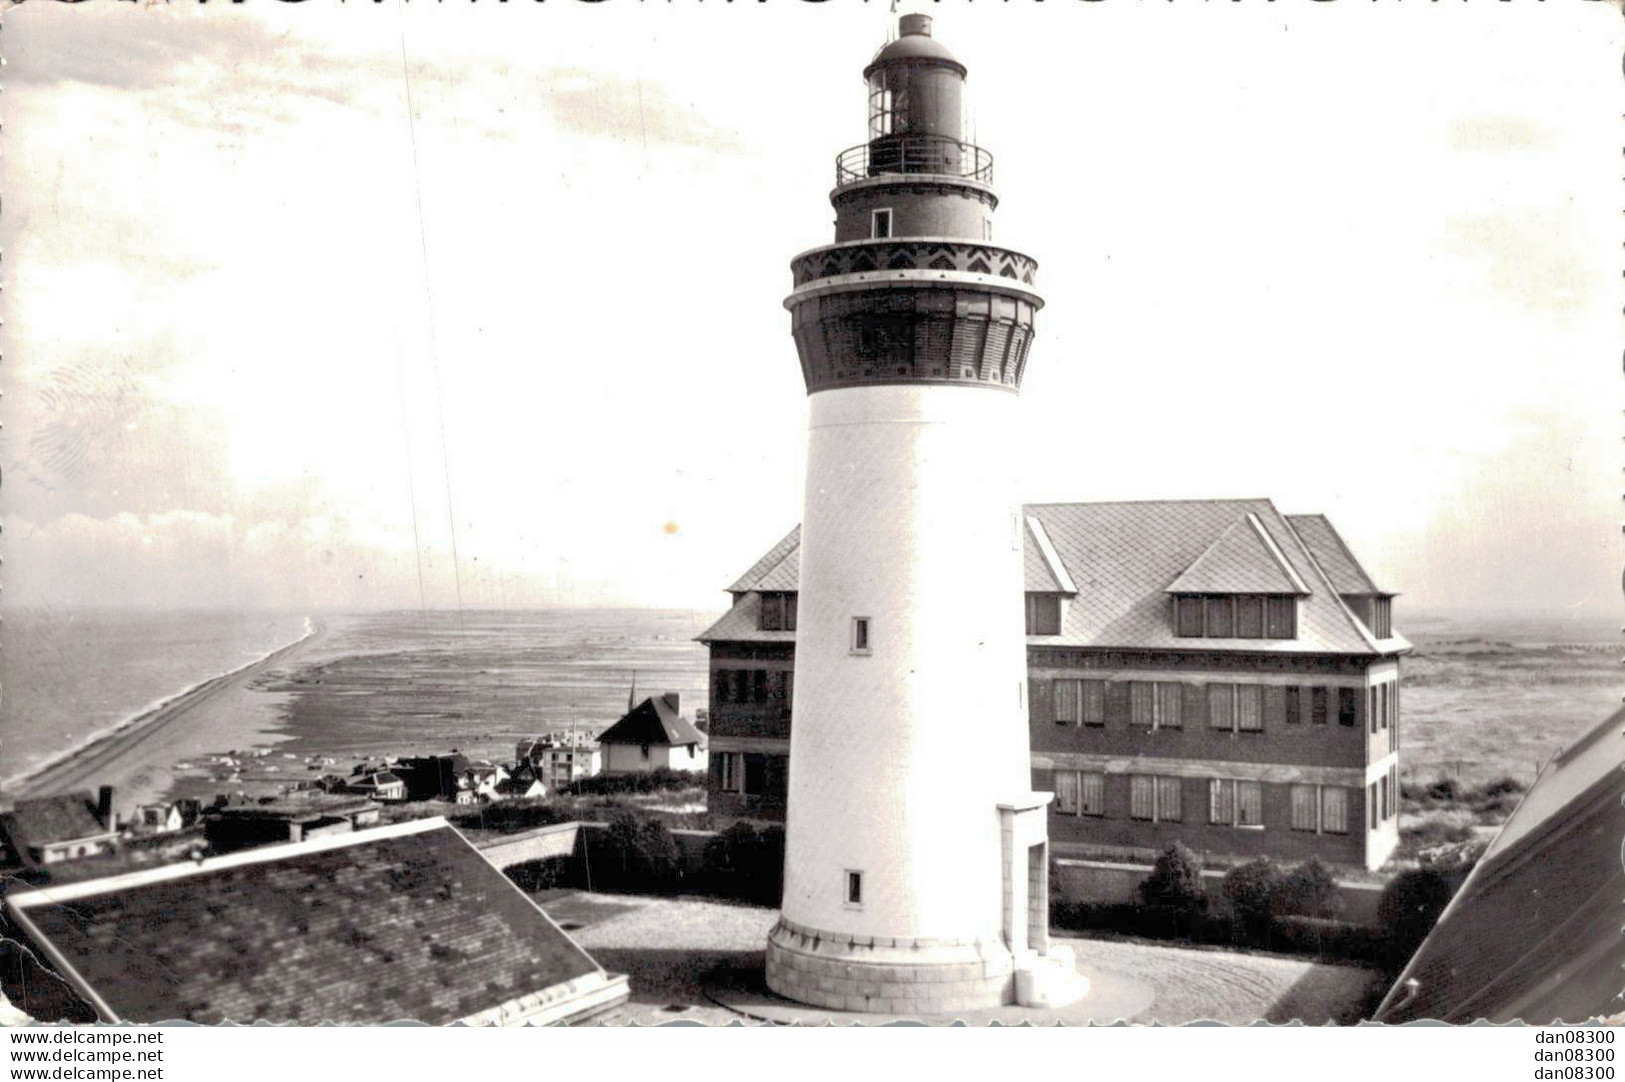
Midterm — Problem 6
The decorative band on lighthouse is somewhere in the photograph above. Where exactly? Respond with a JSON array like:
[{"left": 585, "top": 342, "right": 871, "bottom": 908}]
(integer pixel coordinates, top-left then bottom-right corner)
[{"left": 765, "top": 15, "right": 1086, "bottom": 1014}]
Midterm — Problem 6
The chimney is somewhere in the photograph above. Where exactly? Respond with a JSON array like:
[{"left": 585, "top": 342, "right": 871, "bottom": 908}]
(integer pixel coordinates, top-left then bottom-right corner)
[
  {"left": 899, "top": 13, "right": 932, "bottom": 37},
  {"left": 96, "top": 785, "right": 115, "bottom": 830}
]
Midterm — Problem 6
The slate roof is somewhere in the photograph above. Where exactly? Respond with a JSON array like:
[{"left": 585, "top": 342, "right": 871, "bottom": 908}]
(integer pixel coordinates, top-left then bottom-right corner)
[
  {"left": 1286, "top": 514, "right": 1388, "bottom": 595},
  {"left": 726, "top": 526, "right": 800, "bottom": 594},
  {"left": 598, "top": 693, "right": 705, "bottom": 748},
  {"left": 6, "top": 793, "right": 113, "bottom": 849},
  {"left": 5, "top": 819, "right": 619, "bottom": 1025},
  {"left": 1164, "top": 513, "right": 1310, "bottom": 596},
  {"left": 701, "top": 499, "right": 1406, "bottom": 656},
  {"left": 1376, "top": 706, "right": 1625, "bottom": 1024}
]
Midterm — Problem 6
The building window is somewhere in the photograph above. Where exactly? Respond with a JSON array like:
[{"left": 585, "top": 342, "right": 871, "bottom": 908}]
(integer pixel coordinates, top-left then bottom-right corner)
[
  {"left": 1154, "top": 682, "right": 1183, "bottom": 730},
  {"left": 1130, "top": 682, "right": 1155, "bottom": 728},
  {"left": 1176, "top": 597, "right": 1204, "bottom": 637},
  {"left": 984, "top": 219, "right": 994, "bottom": 241},
  {"left": 1322, "top": 786, "right": 1349, "bottom": 834},
  {"left": 1129, "top": 775, "right": 1182, "bottom": 822},
  {"left": 1205, "top": 597, "right": 1235, "bottom": 638},
  {"left": 1290, "top": 784, "right": 1318, "bottom": 832},
  {"left": 871, "top": 208, "right": 893, "bottom": 239},
  {"left": 1339, "top": 687, "right": 1358, "bottom": 728},
  {"left": 1235, "top": 597, "right": 1265, "bottom": 639},
  {"left": 1054, "top": 679, "right": 1079, "bottom": 725},
  {"left": 851, "top": 617, "right": 871, "bottom": 654},
  {"left": 714, "top": 669, "right": 732, "bottom": 704},
  {"left": 845, "top": 870, "right": 863, "bottom": 907},
  {"left": 718, "top": 752, "right": 743, "bottom": 793},
  {"left": 1379, "top": 684, "right": 1389, "bottom": 730},
  {"left": 1025, "top": 593, "right": 1062, "bottom": 635},
  {"left": 1236, "top": 684, "right": 1263, "bottom": 732},
  {"left": 1284, "top": 686, "right": 1301, "bottom": 725},
  {"left": 1054, "top": 770, "right": 1106, "bottom": 816},
  {"left": 1208, "top": 685, "right": 1234, "bottom": 731},
  {"left": 1209, "top": 779, "right": 1264, "bottom": 828},
  {"left": 1076, "top": 680, "right": 1105, "bottom": 726},
  {"left": 1267, "top": 597, "right": 1297, "bottom": 638},
  {"left": 1311, "top": 686, "right": 1329, "bottom": 725},
  {"left": 760, "top": 592, "right": 798, "bottom": 631},
  {"left": 1380, "top": 774, "right": 1391, "bottom": 820},
  {"left": 1373, "top": 597, "right": 1392, "bottom": 638}
]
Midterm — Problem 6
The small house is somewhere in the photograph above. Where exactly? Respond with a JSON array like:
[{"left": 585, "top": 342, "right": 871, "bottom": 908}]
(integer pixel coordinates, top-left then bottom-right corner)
[
  {"left": 597, "top": 693, "right": 707, "bottom": 776},
  {"left": 1, "top": 788, "right": 120, "bottom": 869},
  {"left": 345, "top": 770, "right": 407, "bottom": 803},
  {"left": 203, "top": 793, "right": 381, "bottom": 854}
]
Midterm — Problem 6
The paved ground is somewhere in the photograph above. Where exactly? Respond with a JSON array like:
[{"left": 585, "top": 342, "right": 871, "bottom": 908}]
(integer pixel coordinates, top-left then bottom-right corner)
[{"left": 547, "top": 892, "right": 1382, "bottom": 1027}]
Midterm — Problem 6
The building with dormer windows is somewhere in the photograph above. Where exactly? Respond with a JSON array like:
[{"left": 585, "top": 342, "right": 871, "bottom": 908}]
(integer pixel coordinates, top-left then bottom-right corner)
[{"left": 700, "top": 497, "right": 1408, "bottom": 871}]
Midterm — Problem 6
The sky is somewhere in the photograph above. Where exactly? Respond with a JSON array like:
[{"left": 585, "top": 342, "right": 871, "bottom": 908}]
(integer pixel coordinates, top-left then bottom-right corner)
[{"left": 2, "top": 0, "right": 1619, "bottom": 616}]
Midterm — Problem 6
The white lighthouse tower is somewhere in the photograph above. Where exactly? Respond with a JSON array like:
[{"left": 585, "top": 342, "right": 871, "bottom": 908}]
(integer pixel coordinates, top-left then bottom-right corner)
[{"left": 765, "top": 15, "right": 1083, "bottom": 1014}]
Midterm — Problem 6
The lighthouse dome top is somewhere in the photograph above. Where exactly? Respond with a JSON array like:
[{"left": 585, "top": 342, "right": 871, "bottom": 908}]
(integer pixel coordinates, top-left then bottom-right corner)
[{"left": 865, "top": 15, "right": 966, "bottom": 77}]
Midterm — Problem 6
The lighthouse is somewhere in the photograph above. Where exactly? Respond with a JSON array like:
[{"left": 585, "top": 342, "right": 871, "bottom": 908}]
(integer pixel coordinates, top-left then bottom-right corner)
[{"left": 765, "top": 15, "right": 1083, "bottom": 1013}]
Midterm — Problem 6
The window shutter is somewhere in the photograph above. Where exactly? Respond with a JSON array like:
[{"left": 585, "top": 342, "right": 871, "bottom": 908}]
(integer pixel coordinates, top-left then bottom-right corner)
[
  {"left": 1208, "top": 684, "right": 1234, "bottom": 730},
  {"left": 1183, "top": 683, "right": 1206, "bottom": 723},
  {"left": 1130, "top": 776, "right": 1154, "bottom": 820},
  {"left": 1130, "top": 682, "right": 1155, "bottom": 728},
  {"left": 1236, "top": 685, "right": 1263, "bottom": 732},
  {"left": 1156, "top": 776, "right": 1183, "bottom": 822},
  {"left": 1156, "top": 682, "right": 1183, "bottom": 729},
  {"left": 1290, "top": 784, "right": 1317, "bottom": 831},
  {"left": 1083, "top": 681, "right": 1107, "bottom": 726},
  {"left": 1106, "top": 682, "right": 1132, "bottom": 725},
  {"left": 1080, "top": 773, "right": 1106, "bottom": 816},
  {"left": 1236, "top": 781, "right": 1263, "bottom": 826},
  {"left": 1209, "top": 779, "right": 1233, "bottom": 825},
  {"left": 1052, "top": 679, "right": 1079, "bottom": 724},
  {"left": 1322, "top": 786, "right": 1348, "bottom": 834}
]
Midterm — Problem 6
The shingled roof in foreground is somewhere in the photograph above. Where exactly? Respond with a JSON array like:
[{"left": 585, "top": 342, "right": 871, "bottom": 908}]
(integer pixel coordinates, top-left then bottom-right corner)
[{"left": 5, "top": 818, "right": 628, "bottom": 1025}]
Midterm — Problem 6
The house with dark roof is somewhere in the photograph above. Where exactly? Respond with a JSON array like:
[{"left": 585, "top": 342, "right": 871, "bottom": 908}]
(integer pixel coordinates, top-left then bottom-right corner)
[
  {"left": 699, "top": 499, "right": 1409, "bottom": 870},
  {"left": 1374, "top": 706, "right": 1625, "bottom": 1023},
  {"left": 202, "top": 793, "right": 381, "bottom": 854},
  {"left": 597, "top": 693, "right": 707, "bottom": 776},
  {"left": 1, "top": 788, "right": 120, "bottom": 869},
  {"left": 4, "top": 818, "right": 630, "bottom": 1025}
]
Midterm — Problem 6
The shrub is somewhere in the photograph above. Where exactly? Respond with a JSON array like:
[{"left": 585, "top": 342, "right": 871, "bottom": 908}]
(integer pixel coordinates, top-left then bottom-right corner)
[
  {"left": 565, "top": 767, "right": 705, "bottom": 797},
  {"left": 700, "top": 821, "right": 785, "bottom": 905},
  {"left": 1376, "top": 866, "right": 1455, "bottom": 971},
  {"left": 1275, "top": 857, "right": 1338, "bottom": 918},
  {"left": 1424, "top": 778, "right": 1460, "bottom": 803},
  {"left": 1221, "top": 859, "right": 1280, "bottom": 941},
  {"left": 597, "top": 810, "right": 681, "bottom": 890},
  {"left": 1140, "top": 843, "right": 1206, "bottom": 925},
  {"left": 1478, "top": 775, "right": 1523, "bottom": 799}
]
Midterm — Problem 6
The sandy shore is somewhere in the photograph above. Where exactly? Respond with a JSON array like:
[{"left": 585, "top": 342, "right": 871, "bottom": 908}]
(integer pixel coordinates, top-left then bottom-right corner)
[{"left": 4, "top": 620, "right": 328, "bottom": 808}]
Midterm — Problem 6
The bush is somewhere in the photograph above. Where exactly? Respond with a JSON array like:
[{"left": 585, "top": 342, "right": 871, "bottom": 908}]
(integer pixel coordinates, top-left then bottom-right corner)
[
  {"left": 1424, "top": 778, "right": 1460, "bottom": 802},
  {"left": 1140, "top": 843, "right": 1206, "bottom": 928},
  {"left": 596, "top": 810, "right": 682, "bottom": 890},
  {"left": 1377, "top": 866, "right": 1455, "bottom": 971},
  {"left": 700, "top": 821, "right": 785, "bottom": 905},
  {"left": 1221, "top": 859, "right": 1280, "bottom": 941},
  {"left": 566, "top": 767, "right": 704, "bottom": 797},
  {"left": 1275, "top": 858, "right": 1338, "bottom": 918}
]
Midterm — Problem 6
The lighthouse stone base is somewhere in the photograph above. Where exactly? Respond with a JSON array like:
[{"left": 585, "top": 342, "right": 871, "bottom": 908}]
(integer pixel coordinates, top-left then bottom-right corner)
[{"left": 765, "top": 918, "right": 1018, "bottom": 1015}]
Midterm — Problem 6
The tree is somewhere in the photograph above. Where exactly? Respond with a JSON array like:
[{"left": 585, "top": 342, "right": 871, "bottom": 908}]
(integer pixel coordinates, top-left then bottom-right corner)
[
  {"left": 1377, "top": 866, "right": 1455, "bottom": 971},
  {"left": 1275, "top": 857, "right": 1337, "bottom": 918},
  {"left": 1140, "top": 842, "right": 1206, "bottom": 923},
  {"left": 1222, "top": 859, "right": 1280, "bottom": 942}
]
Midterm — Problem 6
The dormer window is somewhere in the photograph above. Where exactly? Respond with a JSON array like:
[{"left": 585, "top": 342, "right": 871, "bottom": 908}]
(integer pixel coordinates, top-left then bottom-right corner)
[
  {"left": 1174, "top": 595, "right": 1297, "bottom": 640},
  {"left": 760, "top": 592, "right": 798, "bottom": 632},
  {"left": 1342, "top": 594, "right": 1393, "bottom": 638},
  {"left": 1025, "top": 593, "right": 1063, "bottom": 635}
]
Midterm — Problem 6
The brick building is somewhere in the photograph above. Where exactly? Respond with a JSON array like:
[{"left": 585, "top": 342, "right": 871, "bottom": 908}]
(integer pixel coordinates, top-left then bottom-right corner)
[{"left": 700, "top": 498, "right": 1408, "bottom": 870}]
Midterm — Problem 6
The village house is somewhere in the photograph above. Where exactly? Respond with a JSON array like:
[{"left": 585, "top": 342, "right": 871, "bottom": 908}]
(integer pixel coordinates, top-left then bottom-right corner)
[
  {"left": 701, "top": 499, "right": 1408, "bottom": 870},
  {"left": 597, "top": 693, "right": 707, "bottom": 776},
  {"left": 517, "top": 732, "right": 602, "bottom": 791},
  {"left": 0, "top": 788, "right": 121, "bottom": 870},
  {"left": 344, "top": 770, "right": 408, "bottom": 803},
  {"left": 3, "top": 818, "right": 630, "bottom": 1025},
  {"left": 126, "top": 803, "right": 185, "bottom": 835}
]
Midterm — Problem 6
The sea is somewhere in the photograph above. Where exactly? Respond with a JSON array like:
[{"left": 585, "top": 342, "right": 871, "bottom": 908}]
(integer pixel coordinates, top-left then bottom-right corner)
[
  {"left": 0, "top": 606, "right": 719, "bottom": 791},
  {"left": 0, "top": 605, "right": 1615, "bottom": 796}
]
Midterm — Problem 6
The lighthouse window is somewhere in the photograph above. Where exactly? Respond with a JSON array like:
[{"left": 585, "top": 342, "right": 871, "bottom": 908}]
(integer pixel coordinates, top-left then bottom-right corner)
[
  {"left": 845, "top": 870, "right": 864, "bottom": 907},
  {"left": 871, "top": 209, "right": 893, "bottom": 239},
  {"left": 851, "top": 617, "right": 871, "bottom": 654}
]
